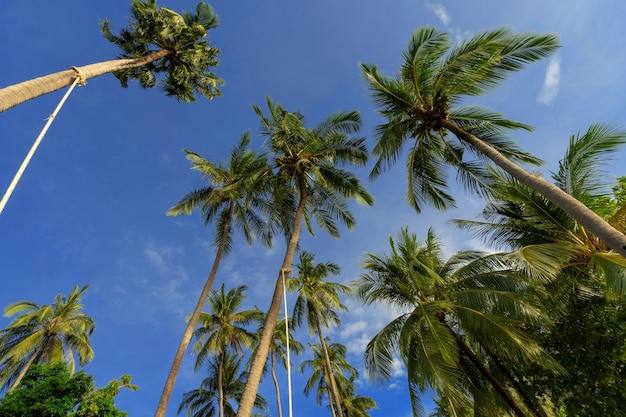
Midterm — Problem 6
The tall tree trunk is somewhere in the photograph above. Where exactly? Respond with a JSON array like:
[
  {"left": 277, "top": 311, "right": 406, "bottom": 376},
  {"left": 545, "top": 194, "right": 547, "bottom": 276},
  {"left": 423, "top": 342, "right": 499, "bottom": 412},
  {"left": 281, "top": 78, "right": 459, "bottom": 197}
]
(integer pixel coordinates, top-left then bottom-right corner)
[
  {"left": 446, "top": 329, "right": 531, "bottom": 417},
  {"left": 9, "top": 342, "right": 45, "bottom": 392},
  {"left": 218, "top": 349, "right": 225, "bottom": 417},
  {"left": 154, "top": 207, "right": 232, "bottom": 417},
  {"left": 441, "top": 119, "right": 626, "bottom": 258},
  {"left": 314, "top": 314, "right": 345, "bottom": 417},
  {"left": 270, "top": 352, "right": 283, "bottom": 417},
  {"left": 237, "top": 179, "right": 308, "bottom": 417},
  {"left": 0, "top": 49, "right": 172, "bottom": 113}
]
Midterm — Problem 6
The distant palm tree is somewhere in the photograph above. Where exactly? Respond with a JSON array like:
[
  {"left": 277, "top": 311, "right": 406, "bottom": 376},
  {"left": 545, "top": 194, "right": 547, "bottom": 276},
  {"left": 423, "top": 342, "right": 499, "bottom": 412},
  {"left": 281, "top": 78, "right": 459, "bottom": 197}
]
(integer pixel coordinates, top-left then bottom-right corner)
[
  {"left": 355, "top": 228, "right": 563, "bottom": 417},
  {"left": 178, "top": 351, "right": 268, "bottom": 417},
  {"left": 361, "top": 26, "right": 626, "bottom": 257},
  {"left": 0, "top": 0, "right": 222, "bottom": 113},
  {"left": 193, "top": 284, "right": 262, "bottom": 417},
  {"left": 251, "top": 313, "right": 303, "bottom": 417},
  {"left": 156, "top": 133, "right": 270, "bottom": 417},
  {"left": 299, "top": 341, "right": 358, "bottom": 417},
  {"left": 287, "top": 251, "right": 351, "bottom": 417},
  {"left": 337, "top": 377, "right": 378, "bottom": 417},
  {"left": 236, "top": 97, "right": 373, "bottom": 417},
  {"left": 0, "top": 285, "right": 94, "bottom": 392}
]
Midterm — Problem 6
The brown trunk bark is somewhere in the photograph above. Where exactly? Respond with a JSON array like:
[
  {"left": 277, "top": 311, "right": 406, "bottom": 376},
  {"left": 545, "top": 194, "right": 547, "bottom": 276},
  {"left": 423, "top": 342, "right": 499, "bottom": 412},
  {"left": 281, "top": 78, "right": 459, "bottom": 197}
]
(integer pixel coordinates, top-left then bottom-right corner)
[
  {"left": 441, "top": 119, "right": 626, "bottom": 259},
  {"left": 218, "top": 349, "right": 225, "bottom": 417},
  {"left": 154, "top": 206, "right": 232, "bottom": 417},
  {"left": 9, "top": 342, "right": 45, "bottom": 392},
  {"left": 0, "top": 49, "right": 172, "bottom": 113},
  {"left": 315, "top": 314, "right": 345, "bottom": 417},
  {"left": 236, "top": 178, "right": 308, "bottom": 417},
  {"left": 270, "top": 352, "right": 283, "bottom": 417}
]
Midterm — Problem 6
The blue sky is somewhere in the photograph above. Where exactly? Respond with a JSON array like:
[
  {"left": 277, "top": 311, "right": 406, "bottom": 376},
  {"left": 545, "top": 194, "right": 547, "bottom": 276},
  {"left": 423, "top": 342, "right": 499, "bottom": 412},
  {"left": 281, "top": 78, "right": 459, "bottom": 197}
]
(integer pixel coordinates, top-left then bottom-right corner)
[{"left": 1, "top": 1, "right": 626, "bottom": 416}]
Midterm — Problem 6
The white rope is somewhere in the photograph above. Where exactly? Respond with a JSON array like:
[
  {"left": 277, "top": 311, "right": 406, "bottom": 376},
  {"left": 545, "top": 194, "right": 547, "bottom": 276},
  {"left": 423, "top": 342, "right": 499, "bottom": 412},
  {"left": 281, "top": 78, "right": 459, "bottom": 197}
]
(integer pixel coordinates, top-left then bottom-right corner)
[
  {"left": 282, "top": 269, "right": 294, "bottom": 417},
  {"left": 0, "top": 73, "right": 82, "bottom": 216}
]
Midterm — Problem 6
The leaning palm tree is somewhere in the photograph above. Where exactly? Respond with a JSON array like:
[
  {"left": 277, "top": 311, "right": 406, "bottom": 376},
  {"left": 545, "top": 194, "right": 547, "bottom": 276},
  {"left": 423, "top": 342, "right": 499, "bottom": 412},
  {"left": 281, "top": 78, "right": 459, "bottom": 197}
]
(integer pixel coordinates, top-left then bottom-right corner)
[
  {"left": 0, "top": 285, "right": 94, "bottom": 392},
  {"left": 354, "top": 228, "right": 563, "bottom": 417},
  {"left": 155, "top": 133, "right": 271, "bottom": 417},
  {"left": 361, "top": 26, "right": 626, "bottom": 257},
  {"left": 178, "top": 351, "right": 268, "bottom": 417},
  {"left": 455, "top": 123, "right": 626, "bottom": 303},
  {"left": 236, "top": 97, "right": 374, "bottom": 417},
  {"left": 287, "top": 251, "right": 351, "bottom": 417},
  {"left": 193, "top": 284, "right": 262, "bottom": 417},
  {"left": 299, "top": 341, "right": 358, "bottom": 416},
  {"left": 0, "top": 0, "right": 222, "bottom": 113}
]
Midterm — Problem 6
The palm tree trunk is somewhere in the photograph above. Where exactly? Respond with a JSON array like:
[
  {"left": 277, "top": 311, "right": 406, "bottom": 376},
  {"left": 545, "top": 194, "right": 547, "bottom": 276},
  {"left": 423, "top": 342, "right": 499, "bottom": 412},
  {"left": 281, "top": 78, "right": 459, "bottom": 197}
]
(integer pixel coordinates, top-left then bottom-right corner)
[
  {"left": 154, "top": 207, "right": 232, "bottom": 417},
  {"left": 9, "top": 342, "right": 45, "bottom": 392},
  {"left": 0, "top": 49, "right": 172, "bottom": 113},
  {"left": 314, "top": 314, "right": 345, "bottom": 417},
  {"left": 446, "top": 329, "right": 530, "bottom": 417},
  {"left": 218, "top": 349, "right": 225, "bottom": 417},
  {"left": 270, "top": 352, "right": 283, "bottom": 417},
  {"left": 441, "top": 119, "right": 626, "bottom": 258},
  {"left": 237, "top": 179, "right": 308, "bottom": 417},
  {"left": 327, "top": 385, "right": 338, "bottom": 417},
  {"left": 482, "top": 345, "right": 548, "bottom": 417}
]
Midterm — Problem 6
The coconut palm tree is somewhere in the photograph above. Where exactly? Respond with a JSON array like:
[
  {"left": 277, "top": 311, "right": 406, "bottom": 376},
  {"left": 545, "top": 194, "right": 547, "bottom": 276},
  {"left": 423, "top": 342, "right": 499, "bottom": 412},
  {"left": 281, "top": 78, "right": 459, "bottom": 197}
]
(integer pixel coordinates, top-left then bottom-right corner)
[
  {"left": 155, "top": 133, "right": 271, "bottom": 417},
  {"left": 299, "top": 341, "right": 358, "bottom": 416},
  {"left": 454, "top": 123, "right": 626, "bottom": 303},
  {"left": 0, "top": 285, "right": 94, "bottom": 392},
  {"left": 236, "top": 97, "right": 373, "bottom": 417},
  {"left": 193, "top": 284, "right": 262, "bottom": 417},
  {"left": 354, "top": 228, "right": 563, "bottom": 417},
  {"left": 251, "top": 313, "right": 303, "bottom": 417},
  {"left": 361, "top": 26, "right": 626, "bottom": 258},
  {"left": 178, "top": 351, "right": 268, "bottom": 417},
  {"left": 287, "top": 251, "right": 351, "bottom": 417},
  {"left": 0, "top": 0, "right": 222, "bottom": 113},
  {"left": 337, "top": 377, "right": 378, "bottom": 417}
]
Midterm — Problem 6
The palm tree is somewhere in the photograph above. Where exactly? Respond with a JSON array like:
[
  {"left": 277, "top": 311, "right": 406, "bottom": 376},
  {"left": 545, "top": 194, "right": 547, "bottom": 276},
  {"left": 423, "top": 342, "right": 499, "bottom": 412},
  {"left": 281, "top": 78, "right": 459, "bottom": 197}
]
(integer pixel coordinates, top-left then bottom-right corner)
[
  {"left": 299, "top": 341, "right": 358, "bottom": 416},
  {"left": 155, "top": 133, "right": 271, "bottom": 417},
  {"left": 454, "top": 123, "right": 626, "bottom": 303},
  {"left": 354, "top": 228, "right": 563, "bottom": 417},
  {"left": 178, "top": 351, "right": 268, "bottom": 417},
  {"left": 0, "top": 0, "right": 222, "bottom": 113},
  {"left": 236, "top": 97, "right": 373, "bottom": 417},
  {"left": 0, "top": 285, "right": 94, "bottom": 392},
  {"left": 251, "top": 313, "right": 304, "bottom": 417},
  {"left": 361, "top": 26, "right": 626, "bottom": 258},
  {"left": 193, "top": 284, "right": 262, "bottom": 417},
  {"left": 287, "top": 251, "right": 351, "bottom": 417},
  {"left": 337, "top": 378, "right": 378, "bottom": 417}
]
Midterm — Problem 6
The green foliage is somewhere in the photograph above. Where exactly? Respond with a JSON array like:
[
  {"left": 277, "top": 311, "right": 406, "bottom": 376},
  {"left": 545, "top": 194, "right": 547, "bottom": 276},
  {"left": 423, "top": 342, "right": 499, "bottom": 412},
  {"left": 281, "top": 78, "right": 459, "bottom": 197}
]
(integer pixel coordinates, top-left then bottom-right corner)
[
  {"left": 101, "top": 0, "right": 223, "bottom": 102},
  {"left": 0, "top": 363, "right": 136, "bottom": 417}
]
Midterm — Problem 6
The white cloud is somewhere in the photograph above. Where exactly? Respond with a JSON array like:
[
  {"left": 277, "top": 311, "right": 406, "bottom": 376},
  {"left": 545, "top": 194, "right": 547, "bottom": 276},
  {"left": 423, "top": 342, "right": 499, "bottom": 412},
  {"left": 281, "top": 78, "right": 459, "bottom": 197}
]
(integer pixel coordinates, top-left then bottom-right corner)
[
  {"left": 537, "top": 56, "right": 561, "bottom": 105},
  {"left": 426, "top": 3, "right": 451, "bottom": 25}
]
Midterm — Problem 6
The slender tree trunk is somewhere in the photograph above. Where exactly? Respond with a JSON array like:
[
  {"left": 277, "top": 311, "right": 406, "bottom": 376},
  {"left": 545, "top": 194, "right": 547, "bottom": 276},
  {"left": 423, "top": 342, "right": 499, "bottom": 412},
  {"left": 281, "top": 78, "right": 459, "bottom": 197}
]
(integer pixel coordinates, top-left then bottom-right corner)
[
  {"left": 270, "top": 352, "right": 283, "bottom": 417},
  {"left": 441, "top": 119, "right": 626, "bottom": 258},
  {"left": 9, "top": 342, "right": 45, "bottom": 392},
  {"left": 314, "top": 314, "right": 345, "bottom": 417},
  {"left": 0, "top": 49, "right": 172, "bottom": 113},
  {"left": 446, "top": 328, "right": 530, "bottom": 417},
  {"left": 237, "top": 180, "right": 308, "bottom": 417},
  {"left": 327, "top": 385, "right": 338, "bottom": 417},
  {"left": 218, "top": 349, "right": 225, "bottom": 417},
  {"left": 482, "top": 345, "right": 548, "bottom": 417},
  {"left": 154, "top": 208, "right": 232, "bottom": 417}
]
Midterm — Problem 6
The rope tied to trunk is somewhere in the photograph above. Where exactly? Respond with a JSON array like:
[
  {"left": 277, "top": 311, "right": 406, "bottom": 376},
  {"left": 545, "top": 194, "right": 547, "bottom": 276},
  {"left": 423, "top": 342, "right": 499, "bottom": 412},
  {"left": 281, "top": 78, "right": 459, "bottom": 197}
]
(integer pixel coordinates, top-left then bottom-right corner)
[{"left": 70, "top": 66, "right": 87, "bottom": 86}]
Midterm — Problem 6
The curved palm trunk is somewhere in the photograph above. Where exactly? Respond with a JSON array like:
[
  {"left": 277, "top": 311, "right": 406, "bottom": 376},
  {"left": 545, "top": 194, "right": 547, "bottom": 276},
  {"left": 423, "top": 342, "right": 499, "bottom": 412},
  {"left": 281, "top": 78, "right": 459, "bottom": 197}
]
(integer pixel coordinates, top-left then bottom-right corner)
[
  {"left": 237, "top": 180, "right": 308, "bottom": 417},
  {"left": 314, "top": 314, "right": 345, "bottom": 417},
  {"left": 154, "top": 207, "right": 232, "bottom": 417},
  {"left": 270, "top": 352, "right": 283, "bottom": 417},
  {"left": 441, "top": 120, "right": 626, "bottom": 258},
  {"left": 0, "top": 49, "right": 171, "bottom": 113},
  {"left": 9, "top": 342, "right": 45, "bottom": 392},
  {"left": 482, "top": 345, "right": 548, "bottom": 417},
  {"left": 445, "top": 328, "right": 530, "bottom": 417}
]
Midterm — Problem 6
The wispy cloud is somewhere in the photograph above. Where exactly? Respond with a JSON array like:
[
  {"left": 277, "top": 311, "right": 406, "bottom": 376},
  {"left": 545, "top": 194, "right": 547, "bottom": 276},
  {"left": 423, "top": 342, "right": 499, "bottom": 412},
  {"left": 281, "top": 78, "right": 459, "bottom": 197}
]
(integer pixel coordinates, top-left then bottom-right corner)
[
  {"left": 537, "top": 56, "right": 561, "bottom": 105},
  {"left": 426, "top": 3, "right": 451, "bottom": 25}
]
